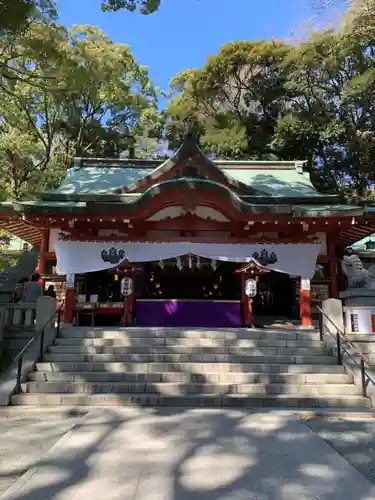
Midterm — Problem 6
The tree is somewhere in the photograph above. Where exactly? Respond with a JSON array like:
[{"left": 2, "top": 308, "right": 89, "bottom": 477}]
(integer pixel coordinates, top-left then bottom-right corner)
[
  {"left": 0, "top": 0, "right": 160, "bottom": 37},
  {"left": 0, "top": 0, "right": 56, "bottom": 35},
  {"left": 274, "top": 9, "right": 375, "bottom": 199},
  {"left": 167, "top": 4, "right": 375, "bottom": 200},
  {"left": 0, "top": 23, "right": 163, "bottom": 200},
  {"left": 101, "top": 0, "right": 160, "bottom": 14},
  {"left": 167, "top": 41, "right": 292, "bottom": 159}
]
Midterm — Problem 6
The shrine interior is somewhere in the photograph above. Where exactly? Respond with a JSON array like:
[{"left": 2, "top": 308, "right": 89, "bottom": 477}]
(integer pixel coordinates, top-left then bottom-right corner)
[{"left": 71, "top": 257, "right": 298, "bottom": 326}]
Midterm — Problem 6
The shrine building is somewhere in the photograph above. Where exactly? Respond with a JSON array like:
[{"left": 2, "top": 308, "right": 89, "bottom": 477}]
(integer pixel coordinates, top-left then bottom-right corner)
[{"left": 0, "top": 135, "right": 374, "bottom": 328}]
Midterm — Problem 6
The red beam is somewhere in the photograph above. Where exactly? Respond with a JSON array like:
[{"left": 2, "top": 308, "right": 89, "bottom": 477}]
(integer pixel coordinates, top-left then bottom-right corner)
[{"left": 58, "top": 235, "right": 320, "bottom": 244}]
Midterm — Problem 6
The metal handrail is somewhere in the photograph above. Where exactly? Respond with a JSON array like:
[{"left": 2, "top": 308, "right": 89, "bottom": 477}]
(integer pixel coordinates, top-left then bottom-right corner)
[
  {"left": 13, "top": 301, "right": 65, "bottom": 394},
  {"left": 317, "top": 305, "right": 375, "bottom": 397}
]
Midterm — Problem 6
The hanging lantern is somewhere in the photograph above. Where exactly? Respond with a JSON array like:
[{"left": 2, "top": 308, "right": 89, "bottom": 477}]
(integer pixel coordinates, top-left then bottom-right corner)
[
  {"left": 188, "top": 254, "right": 192, "bottom": 269},
  {"left": 114, "top": 274, "right": 119, "bottom": 281},
  {"left": 211, "top": 259, "right": 217, "bottom": 271},
  {"left": 159, "top": 260, "right": 164, "bottom": 270}
]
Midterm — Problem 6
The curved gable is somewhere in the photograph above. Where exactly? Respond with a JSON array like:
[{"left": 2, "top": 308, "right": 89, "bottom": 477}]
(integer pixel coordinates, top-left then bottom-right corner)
[{"left": 117, "top": 134, "right": 263, "bottom": 196}]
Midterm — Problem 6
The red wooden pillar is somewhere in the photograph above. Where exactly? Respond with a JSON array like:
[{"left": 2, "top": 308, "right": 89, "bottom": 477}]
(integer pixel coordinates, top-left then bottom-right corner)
[
  {"left": 300, "top": 278, "right": 312, "bottom": 327},
  {"left": 327, "top": 236, "right": 339, "bottom": 298},
  {"left": 37, "top": 229, "right": 49, "bottom": 283},
  {"left": 241, "top": 275, "right": 250, "bottom": 325},
  {"left": 63, "top": 274, "right": 76, "bottom": 324}
]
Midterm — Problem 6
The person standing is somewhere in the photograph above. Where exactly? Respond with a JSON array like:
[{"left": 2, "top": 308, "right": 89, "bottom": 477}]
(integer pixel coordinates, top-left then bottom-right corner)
[{"left": 22, "top": 273, "right": 43, "bottom": 303}]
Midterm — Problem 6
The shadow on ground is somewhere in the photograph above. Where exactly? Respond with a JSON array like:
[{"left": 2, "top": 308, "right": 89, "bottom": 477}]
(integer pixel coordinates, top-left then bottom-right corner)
[
  {"left": 305, "top": 416, "right": 375, "bottom": 487},
  {"left": 0, "top": 408, "right": 375, "bottom": 499}
]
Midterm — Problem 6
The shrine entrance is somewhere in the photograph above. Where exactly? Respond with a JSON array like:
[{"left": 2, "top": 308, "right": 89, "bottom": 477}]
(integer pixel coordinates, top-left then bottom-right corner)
[{"left": 252, "top": 271, "right": 297, "bottom": 320}]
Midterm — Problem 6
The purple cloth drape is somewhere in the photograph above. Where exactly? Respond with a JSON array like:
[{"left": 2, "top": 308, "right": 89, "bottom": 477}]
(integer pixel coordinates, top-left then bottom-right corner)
[{"left": 136, "top": 300, "right": 241, "bottom": 327}]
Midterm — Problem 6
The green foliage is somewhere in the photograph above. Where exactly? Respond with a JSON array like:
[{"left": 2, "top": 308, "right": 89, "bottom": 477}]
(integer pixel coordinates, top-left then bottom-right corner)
[
  {"left": 0, "top": 0, "right": 56, "bottom": 35},
  {"left": 167, "top": 40, "right": 293, "bottom": 159},
  {"left": 101, "top": 0, "right": 160, "bottom": 14},
  {"left": 167, "top": 4, "right": 375, "bottom": 200},
  {"left": 0, "top": 22, "right": 163, "bottom": 200}
]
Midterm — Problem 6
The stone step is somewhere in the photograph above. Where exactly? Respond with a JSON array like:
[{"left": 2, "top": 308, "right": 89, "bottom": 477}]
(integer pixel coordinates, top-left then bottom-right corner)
[
  {"left": 10, "top": 393, "right": 369, "bottom": 408},
  {"left": 47, "top": 345, "right": 330, "bottom": 356},
  {"left": 36, "top": 361, "right": 345, "bottom": 374},
  {"left": 60, "top": 328, "right": 320, "bottom": 341},
  {"left": 53, "top": 337, "right": 324, "bottom": 348},
  {"left": 43, "top": 353, "right": 336, "bottom": 364},
  {"left": 29, "top": 371, "right": 354, "bottom": 385},
  {"left": 23, "top": 381, "right": 361, "bottom": 396}
]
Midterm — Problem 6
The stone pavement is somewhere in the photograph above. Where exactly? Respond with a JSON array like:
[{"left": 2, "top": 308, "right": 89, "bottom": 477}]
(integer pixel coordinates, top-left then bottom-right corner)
[
  {"left": 2, "top": 408, "right": 375, "bottom": 500},
  {"left": 0, "top": 408, "right": 86, "bottom": 496},
  {"left": 305, "top": 416, "right": 375, "bottom": 486}
]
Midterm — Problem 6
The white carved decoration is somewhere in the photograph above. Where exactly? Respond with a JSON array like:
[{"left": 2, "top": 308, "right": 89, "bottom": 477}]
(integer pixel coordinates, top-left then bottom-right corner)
[
  {"left": 147, "top": 206, "right": 229, "bottom": 222},
  {"left": 98, "top": 229, "right": 128, "bottom": 237},
  {"left": 195, "top": 206, "right": 229, "bottom": 221},
  {"left": 147, "top": 207, "right": 182, "bottom": 221}
]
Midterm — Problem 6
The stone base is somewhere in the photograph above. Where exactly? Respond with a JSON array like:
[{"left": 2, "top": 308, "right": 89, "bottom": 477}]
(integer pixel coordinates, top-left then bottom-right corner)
[
  {"left": 340, "top": 289, "right": 375, "bottom": 307},
  {"left": 339, "top": 290, "right": 375, "bottom": 334}
]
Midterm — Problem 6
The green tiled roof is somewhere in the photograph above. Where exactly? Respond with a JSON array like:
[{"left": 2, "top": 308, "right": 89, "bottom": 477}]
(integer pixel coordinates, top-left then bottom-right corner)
[
  {"left": 49, "top": 159, "right": 323, "bottom": 198},
  {"left": 219, "top": 166, "right": 320, "bottom": 197},
  {"left": 33, "top": 138, "right": 352, "bottom": 209},
  {"left": 293, "top": 204, "right": 362, "bottom": 217},
  {"left": 54, "top": 166, "right": 154, "bottom": 195},
  {"left": 352, "top": 234, "right": 375, "bottom": 249}
]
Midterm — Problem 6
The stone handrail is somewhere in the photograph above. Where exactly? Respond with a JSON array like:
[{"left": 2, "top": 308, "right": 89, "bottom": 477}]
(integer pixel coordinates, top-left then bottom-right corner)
[
  {"left": 1, "top": 302, "right": 37, "bottom": 329},
  {"left": 0, "top": 302, "right": 37, "bottom": 360}
]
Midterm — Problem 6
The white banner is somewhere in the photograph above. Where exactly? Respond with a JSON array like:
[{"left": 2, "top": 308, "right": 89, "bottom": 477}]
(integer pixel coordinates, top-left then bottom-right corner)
[{"left": 55, "top": 241, "right": 321, "bottom": 278}]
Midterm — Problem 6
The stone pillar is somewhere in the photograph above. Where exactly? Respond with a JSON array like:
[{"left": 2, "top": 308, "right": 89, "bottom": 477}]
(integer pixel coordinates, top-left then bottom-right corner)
[
  {"left": 63, "top": 274, "right": 76, "bottom": 325},
  {"left": 300, "top": 277, "right": 312, "bottom": 328},
  {"left": 321, "top": 298, "right": 344, "bottom": 335},
  {"left": 35, "top": 296, "right": 57, "bottom": 332},
  {"left": 340, "top": 289, "right": 375, "bottom": 334}
]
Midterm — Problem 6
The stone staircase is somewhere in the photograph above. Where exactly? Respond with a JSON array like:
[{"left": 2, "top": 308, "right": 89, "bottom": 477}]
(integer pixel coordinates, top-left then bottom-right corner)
[{"left": 11, "top": 327, "right": 370, "bottom": 408}]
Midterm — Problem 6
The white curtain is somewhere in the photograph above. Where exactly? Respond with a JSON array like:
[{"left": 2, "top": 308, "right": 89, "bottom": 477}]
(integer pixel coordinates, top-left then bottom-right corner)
[{"left": 55, "top": 240, "right": 321, "bottom": 278}]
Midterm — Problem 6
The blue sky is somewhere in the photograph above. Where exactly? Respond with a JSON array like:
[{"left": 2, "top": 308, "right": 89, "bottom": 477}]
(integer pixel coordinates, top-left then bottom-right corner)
[{"left": 56, "top": 0, "right": 338, "bottom": 92}]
